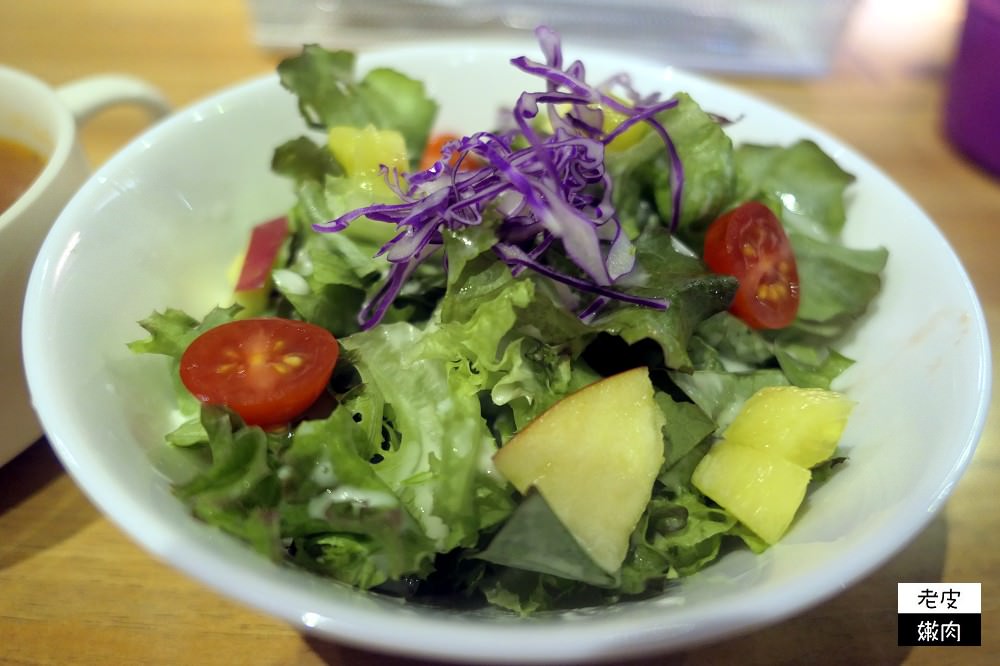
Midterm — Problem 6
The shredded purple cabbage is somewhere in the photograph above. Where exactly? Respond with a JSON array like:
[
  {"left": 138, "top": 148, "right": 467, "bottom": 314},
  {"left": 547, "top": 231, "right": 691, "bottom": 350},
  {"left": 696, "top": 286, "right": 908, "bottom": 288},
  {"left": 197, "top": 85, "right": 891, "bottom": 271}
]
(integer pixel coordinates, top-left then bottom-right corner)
[{"left": 314, "top": 26, "right": 685, "bottom": 329}]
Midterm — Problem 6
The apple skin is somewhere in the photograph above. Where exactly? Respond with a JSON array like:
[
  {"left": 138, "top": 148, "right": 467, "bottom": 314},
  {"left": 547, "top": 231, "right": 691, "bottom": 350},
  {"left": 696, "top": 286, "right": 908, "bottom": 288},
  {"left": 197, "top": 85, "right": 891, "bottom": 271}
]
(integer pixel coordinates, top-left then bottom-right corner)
[
  {"left": 235, "top": 216, "right": 288, "bottom": 292},
  {"left": 493, "top": 366, "right": 665, "bottom": 574}
]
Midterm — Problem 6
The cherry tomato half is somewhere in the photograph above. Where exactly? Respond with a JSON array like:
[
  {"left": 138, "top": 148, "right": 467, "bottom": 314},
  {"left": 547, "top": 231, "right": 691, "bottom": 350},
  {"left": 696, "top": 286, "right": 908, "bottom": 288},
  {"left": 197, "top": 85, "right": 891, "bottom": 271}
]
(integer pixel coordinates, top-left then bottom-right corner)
[
  {"left": 179, "top": 317, "right": 339, "bottom": 426},
  {"left": 419, "top": 133, "right": 480, "bottom": 172},
  {"left": 703, "top": 201, "right": 800, "bottom": 330}
]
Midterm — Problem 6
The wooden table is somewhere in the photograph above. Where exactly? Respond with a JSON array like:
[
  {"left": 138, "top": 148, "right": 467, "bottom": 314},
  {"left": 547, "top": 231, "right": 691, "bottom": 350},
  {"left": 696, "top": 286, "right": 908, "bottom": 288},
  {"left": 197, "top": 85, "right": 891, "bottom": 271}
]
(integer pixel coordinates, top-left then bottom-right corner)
[{"left": 1, "top": 1, "right": 997, "bottom": 663}]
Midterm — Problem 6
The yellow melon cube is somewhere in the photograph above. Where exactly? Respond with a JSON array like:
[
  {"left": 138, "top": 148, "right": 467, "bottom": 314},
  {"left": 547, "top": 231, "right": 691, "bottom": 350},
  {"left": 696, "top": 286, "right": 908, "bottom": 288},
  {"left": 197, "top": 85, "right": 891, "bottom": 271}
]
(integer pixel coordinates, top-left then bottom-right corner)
[
  {"left": 328, "top": 124, "right": 408, "bottom": 185},
  {"left": 692, "top": 439, "right": 811, "bottom": 545},
  {"left": 723, "top": 386, "right": 854, "bottom": 468}
]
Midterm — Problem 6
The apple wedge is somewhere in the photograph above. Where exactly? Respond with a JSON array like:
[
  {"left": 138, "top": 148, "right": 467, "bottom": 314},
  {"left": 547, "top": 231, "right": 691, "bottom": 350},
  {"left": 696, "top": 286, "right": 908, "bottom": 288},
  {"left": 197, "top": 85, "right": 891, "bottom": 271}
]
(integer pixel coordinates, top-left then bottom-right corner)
[
  {"left": 228, "top": 216, "right": 288, "bottom": 316},
  {"left": 235, "top": 216, "right": 288, "bottom": 292},
  {"left": 493, "top": 366, "right": 665, "bottom": 574}
]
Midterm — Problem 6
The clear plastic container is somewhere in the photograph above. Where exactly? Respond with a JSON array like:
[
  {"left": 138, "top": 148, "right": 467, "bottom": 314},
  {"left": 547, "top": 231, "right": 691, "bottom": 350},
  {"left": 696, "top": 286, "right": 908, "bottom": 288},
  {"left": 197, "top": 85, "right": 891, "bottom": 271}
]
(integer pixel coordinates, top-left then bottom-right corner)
[{"left": 247, "top": 0, "right": 859, "bottom": 77}]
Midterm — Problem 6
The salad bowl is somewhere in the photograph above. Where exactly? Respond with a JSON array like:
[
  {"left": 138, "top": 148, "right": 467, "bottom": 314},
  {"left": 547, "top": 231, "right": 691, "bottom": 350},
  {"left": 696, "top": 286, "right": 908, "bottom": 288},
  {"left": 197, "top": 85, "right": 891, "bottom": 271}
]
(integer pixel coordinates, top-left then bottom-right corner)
[{"left": 21, "top": 37, "right": 991, "bottom": 663}]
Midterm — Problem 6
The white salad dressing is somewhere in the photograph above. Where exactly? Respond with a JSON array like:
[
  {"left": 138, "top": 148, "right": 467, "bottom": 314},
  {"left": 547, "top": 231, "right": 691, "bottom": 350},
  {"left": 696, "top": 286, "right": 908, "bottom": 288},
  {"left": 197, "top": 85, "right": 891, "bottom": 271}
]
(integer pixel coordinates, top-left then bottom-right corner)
[
  {"left": 307, "top": 486, "right": 398, "bottom": 520},
  {"left": 271, "top": 268, "right": 310, "bottom": 296},
  {"left": 310, "top": 460, "right": 337, "bottom": 487},
  {"left": 295, "top": 248, "right": 314, "bottom": 276}
]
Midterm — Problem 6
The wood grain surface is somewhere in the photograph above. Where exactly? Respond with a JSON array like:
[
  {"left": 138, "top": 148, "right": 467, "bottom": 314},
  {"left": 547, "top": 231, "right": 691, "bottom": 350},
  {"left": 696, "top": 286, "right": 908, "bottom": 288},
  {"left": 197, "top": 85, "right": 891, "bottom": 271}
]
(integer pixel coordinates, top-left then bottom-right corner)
[{"left": 1, "top": 0, "right": 997, "bottom": 663}]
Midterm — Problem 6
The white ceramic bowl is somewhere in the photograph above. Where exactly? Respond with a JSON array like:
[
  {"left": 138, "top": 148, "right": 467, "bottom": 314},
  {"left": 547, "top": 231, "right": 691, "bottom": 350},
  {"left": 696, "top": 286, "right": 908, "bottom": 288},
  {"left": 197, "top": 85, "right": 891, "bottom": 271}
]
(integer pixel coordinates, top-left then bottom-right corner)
[{"left": 22, "top": 40, "right": 992, "bottom": 663}]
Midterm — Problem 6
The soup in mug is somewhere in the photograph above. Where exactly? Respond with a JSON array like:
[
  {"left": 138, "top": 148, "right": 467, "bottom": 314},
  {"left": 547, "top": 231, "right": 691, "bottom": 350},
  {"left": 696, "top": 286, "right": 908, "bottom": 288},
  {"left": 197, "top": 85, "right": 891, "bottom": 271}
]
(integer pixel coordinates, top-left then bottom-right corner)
[{"left": 0, "top": 137, "right": 46, "bottom": 214}]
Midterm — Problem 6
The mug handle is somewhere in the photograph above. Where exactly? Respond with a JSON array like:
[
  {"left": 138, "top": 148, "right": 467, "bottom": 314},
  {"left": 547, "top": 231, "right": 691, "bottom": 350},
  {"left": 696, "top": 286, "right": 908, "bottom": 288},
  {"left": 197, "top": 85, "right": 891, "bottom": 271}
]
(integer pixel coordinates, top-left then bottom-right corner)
[{"left": 56, "top": 74, "right": 171, "bottom": 125}]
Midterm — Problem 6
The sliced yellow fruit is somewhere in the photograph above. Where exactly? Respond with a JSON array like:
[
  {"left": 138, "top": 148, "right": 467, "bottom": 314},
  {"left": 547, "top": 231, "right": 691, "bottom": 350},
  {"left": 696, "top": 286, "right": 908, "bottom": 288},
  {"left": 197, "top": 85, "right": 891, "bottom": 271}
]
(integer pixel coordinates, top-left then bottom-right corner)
[
  {"left": 531, "top": 97, "right": 648, "bottom": 153},
  {"left": 601, "top": 96, "right": 648, "bottom": 152},
  {"left": 723, "top": 386, "right": 854, "bottom": 468},
  {"left": 692, "top": 439, "right": 811, "bottom": 545},
  {"left": 326, "top": 125, "right": 411, "bottom": 246},
  {"left": 328, "top": 125, "right": 408, "bottom": 180}
]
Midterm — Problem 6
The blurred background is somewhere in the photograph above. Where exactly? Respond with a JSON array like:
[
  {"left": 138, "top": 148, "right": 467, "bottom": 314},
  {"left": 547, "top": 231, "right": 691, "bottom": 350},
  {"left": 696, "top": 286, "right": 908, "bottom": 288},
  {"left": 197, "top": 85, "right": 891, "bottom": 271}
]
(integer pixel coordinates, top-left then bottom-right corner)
[
  {"left": 0, "top": 0, "right": 977, "bottom": 174},
  {"left": 243, "top": 0, "right": 966, "bottom": 78},
  {"left": 246, "top": 0, "right": 861, "bottom": 77}
]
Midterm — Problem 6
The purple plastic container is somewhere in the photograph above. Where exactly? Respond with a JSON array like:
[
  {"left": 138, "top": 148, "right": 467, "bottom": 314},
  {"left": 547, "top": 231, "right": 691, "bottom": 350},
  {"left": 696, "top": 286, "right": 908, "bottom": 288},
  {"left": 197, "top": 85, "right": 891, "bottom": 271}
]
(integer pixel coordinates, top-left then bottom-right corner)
[{"left": 945, "top": 0, "right": 1000, "bottom": 176}]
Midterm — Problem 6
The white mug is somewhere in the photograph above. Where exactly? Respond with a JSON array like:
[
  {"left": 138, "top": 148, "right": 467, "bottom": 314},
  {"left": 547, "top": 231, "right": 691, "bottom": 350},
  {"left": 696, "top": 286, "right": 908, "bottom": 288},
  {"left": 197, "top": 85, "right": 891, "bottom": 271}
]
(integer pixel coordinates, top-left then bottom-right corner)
[{"left": 0, "top": 66, "right": 170, "bottom": 466}]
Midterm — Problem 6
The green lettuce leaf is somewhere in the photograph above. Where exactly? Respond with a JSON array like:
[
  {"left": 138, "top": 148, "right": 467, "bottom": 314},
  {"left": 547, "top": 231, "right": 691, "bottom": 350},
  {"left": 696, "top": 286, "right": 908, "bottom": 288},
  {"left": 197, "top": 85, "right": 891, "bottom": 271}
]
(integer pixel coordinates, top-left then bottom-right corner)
[
  {"left": 668, "top": 368, "right": 789, "bottom": 432},
  {"left": 788, "top": 231, "right": 888, "bottom": 335},
  {"left": 272, "top": 135, "right": 343, "bottom": 184},
  {"left": 623, "top": 489, "right": 738, "bottom": 586},
  {"left": 692, "top": 311, "right": 774, "bottom": 367},
  {"left": 655, "top": 391, "right": 716, "bottom": 472},
  {"left": 167, "top": 404, "right": 440, "bottom": 588},
  {"left": 477, "top": 567, "right": 611, "bottom": 616},
  {"left": 128, "top": 305, "right": 242, "bottom": 423},
  {"left": 274, "top": 180, "right": 446, "bottom": 334},
  {"left": 477, "top": 491, "right": 617, "bottom": 587},
  {"left": 127, "top": 305, "right": 241, "bottom": 359},
  {"left": 279, "top": 407, "right": 437, "bottom": 586},
  {"left": 340, "top": 319, "right": 515, "bottom": 553},
  {"left": 591, "top": 231, "right": 737, "bottom": 370},
  {"left": 174, "top": 407, "right": 283, "bottom": 559},
  {"left": 734, "top": 140, "right": 855, "bottom": 240},
  {"left": 606, "top": 92, "right": 736, "bottom": 236},
  {"left": 774, "top": 339, "right": 855, "bottom": 389},
  {"left": 277, "top": 45, "right": 438, "bottom": 164},
  {"left": 435, "top": 245, "right": 596, "bottom": 427}
]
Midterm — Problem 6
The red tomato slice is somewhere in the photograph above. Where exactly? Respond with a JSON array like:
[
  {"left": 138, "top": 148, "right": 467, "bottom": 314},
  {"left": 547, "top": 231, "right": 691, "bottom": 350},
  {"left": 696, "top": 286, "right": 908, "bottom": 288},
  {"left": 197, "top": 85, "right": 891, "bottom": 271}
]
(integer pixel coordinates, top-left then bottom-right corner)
[
  {"left": 179, "top": 317, "right": 339, "bottom": 426},
  {"left": 419, "top": 133, "right": 480, "bottom": 172},
  {"left": 235, "top": 216, "right": 288, "bottom": 291},
  {"left": 703, "top": 201, "right": 800, "bottom": 329}
]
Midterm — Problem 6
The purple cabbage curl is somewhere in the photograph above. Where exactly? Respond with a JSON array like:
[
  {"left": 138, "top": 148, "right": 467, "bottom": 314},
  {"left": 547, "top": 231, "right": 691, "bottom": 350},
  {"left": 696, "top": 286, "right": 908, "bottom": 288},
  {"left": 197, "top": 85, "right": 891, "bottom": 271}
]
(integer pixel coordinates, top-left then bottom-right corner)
[{"left": 314, "top": 26, "right": 684, "bottom": 329}]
